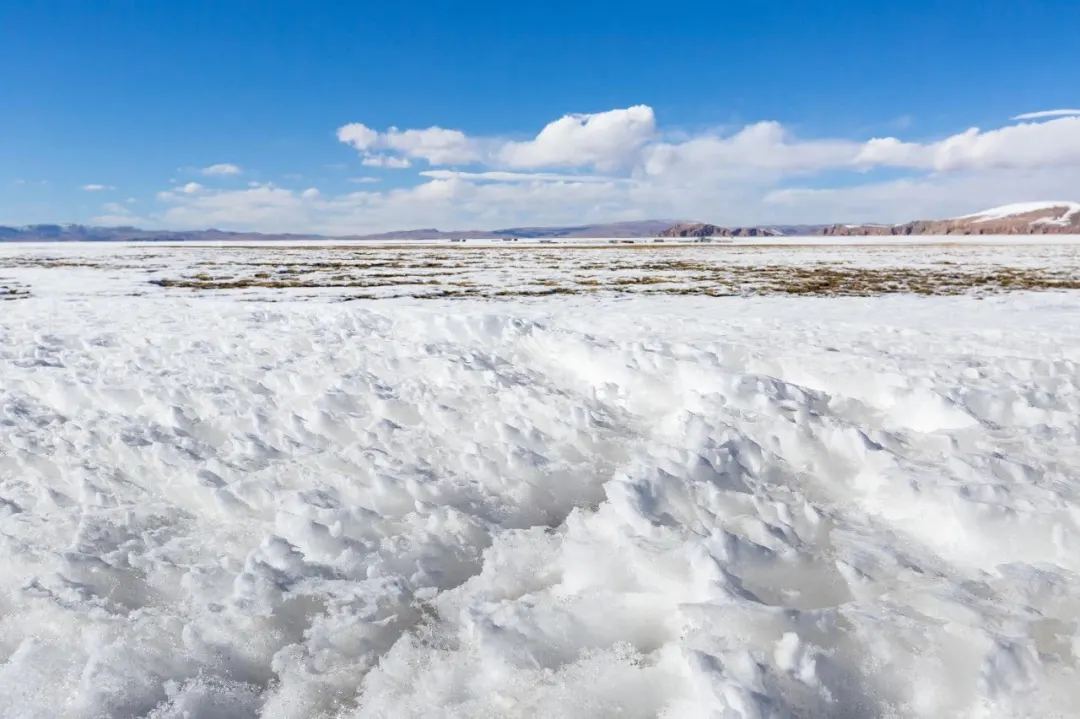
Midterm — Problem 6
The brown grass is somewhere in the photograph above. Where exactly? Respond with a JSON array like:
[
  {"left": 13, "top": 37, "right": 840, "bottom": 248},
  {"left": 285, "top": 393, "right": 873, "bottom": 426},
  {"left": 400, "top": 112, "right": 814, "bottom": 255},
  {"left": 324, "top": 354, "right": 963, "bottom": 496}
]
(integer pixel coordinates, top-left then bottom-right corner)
[{"left": 145, "top": 262, "right": 1080, "bottom": 298}]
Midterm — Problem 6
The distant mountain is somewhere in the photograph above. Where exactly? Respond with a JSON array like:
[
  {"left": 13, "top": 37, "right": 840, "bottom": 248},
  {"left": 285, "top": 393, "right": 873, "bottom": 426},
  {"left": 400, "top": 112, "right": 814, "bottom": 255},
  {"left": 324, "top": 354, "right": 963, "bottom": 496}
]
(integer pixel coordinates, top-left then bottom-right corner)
[
  {"left": 821, "top": 202, "right": 1080, "bottom": 236},
  {"left": 0, "top": 220, "right": 682, "bottom": 242},
  {"left": 494, "top": 220, "right": 679, "bottom": 238},
  {"left": 340, "top": 220, "right": 682, "bottom": 241},
  {"left": 4, "top": 206, "right": 1077, "bottom": 243},
  {"left": 0, "top": 224, "right": 323, "bottom": 242},
  {"left": 658, "top": 223, "right": 829, "bottom": 238}
]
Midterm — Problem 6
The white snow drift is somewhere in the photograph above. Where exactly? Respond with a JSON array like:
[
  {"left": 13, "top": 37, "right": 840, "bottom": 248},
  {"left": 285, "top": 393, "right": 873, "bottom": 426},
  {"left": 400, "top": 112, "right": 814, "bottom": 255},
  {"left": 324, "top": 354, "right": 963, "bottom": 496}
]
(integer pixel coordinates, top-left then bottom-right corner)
[{"left": 0, "top": 247, "right": 1079, "bottom": 718}]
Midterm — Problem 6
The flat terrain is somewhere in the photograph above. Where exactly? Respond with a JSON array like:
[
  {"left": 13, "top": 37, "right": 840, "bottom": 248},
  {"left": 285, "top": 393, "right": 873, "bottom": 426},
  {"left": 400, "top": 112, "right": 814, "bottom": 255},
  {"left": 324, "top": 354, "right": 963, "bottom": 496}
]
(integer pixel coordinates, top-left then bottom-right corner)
[
  {"left": 0, "top": 240, "right": 1078, "bottom": 717},
  {"left": 2, "top": 238, "right": 1080, "bottom": 300}
]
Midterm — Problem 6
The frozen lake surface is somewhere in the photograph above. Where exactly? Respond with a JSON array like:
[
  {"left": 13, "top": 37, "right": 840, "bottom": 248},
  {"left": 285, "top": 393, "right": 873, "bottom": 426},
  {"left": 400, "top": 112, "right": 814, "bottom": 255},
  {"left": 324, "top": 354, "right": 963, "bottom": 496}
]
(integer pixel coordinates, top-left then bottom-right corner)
[{"left": 1, "top": 241, "right": 1079, "bottom": 717}]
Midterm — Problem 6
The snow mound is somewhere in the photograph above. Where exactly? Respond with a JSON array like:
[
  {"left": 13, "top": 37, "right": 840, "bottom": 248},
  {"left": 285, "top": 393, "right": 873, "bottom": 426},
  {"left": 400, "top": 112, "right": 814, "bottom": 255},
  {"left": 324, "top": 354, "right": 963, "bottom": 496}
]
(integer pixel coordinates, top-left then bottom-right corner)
[
  {"left": 956, "top": 201, "right": 1080, "bottom": 223},
  {"left": 1, "top": 284, "right": 1080, "bottom": 717}
]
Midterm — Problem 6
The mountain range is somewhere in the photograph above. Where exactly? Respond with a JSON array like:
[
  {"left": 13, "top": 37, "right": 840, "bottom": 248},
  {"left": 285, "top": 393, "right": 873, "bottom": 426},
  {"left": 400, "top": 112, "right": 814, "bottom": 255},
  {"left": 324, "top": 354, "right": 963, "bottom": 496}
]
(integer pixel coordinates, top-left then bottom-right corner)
[
  {"left": 819, "top": 202, "right": 1080, "bottom": 236},
  {"left": 2, "top": 203, "right": 1078, "bottom": 242},
  {"left": 0, "top": 220, "right": 678, "bottom": 243}
]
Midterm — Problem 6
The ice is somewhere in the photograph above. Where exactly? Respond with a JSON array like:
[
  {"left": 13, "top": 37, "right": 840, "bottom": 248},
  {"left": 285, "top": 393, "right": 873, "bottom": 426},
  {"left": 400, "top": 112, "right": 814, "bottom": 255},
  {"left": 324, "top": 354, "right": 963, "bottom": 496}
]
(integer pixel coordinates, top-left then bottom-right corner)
[{"left": 0, "top": 244, "right": 1079, "bottom": 717}]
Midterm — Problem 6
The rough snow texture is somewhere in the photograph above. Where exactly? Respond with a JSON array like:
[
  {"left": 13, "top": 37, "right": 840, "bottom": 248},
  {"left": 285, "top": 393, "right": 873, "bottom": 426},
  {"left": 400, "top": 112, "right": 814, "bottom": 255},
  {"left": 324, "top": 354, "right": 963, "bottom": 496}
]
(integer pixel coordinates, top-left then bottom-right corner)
[{"left": 0, "top": 244, "right": 1079, "bottom": 718}]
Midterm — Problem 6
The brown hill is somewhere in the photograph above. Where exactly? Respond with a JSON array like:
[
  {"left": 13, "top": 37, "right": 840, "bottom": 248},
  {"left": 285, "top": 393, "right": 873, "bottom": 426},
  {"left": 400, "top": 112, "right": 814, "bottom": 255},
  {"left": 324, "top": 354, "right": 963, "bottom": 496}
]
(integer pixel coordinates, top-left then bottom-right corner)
[
  {"left": 822, "top": 202, "right": 1080, "bottom": 236},
  {"left": 659, "top": 223, "right": 784, "bottom": 238}
]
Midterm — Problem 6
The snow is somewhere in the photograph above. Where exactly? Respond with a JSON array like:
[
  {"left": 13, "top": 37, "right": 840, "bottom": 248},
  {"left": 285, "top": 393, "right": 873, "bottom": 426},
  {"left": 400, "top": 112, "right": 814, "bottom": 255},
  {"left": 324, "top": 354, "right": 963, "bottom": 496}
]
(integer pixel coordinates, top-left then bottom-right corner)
[
  {"left": 955, "top": 201, "right": 1080, "bottom": 223},
  {"left": 1, "top": 243, "right": 1080, "bottom": 717}
]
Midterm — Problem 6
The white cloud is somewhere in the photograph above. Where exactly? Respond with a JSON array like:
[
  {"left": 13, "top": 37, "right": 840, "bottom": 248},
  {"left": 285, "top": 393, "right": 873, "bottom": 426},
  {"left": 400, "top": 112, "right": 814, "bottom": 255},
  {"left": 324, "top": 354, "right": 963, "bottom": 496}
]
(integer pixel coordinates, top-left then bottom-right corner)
[
  {"left": 91, "top": 200, "right": 145, "bottom": 227},
  {"left": 340, "top": 107, "right": 1080, "bottom": 180},
  {"left": 149, "top": 177, "right": 634, "bottom": 235},
  {"left": 382, "top": 126, "right": 479, "bottom": 164},
  {"left": 339, "top": 107, "right": 656, "bottom": 171},
  {"left": 337, "top": 123, "right": 379, "bottom": 151},
  {"left": 361, "top": 155, "right": 412, "bottom": 169},
  {"left": 200, "top": 163, "right": 242, "bottom": 176},
  {"left": 338, "top": 123, "right": 476, "bottom": 165},
  {"left": 854, "top": 116, "right": 1080, "bottom": 172},
  {"left": 157, "top": 184, "right": 311, "bottom": 231},
  {"left": 82, "top": 184, "right": 114, "bottom": 191},
  {"left": 498, "top": 105, "right": 656, "bottom": 171},
  {"left": 146, "top": 106, "right": 1080, "bottom": 233},
  {"left": 156, "top": 182, "right": 205, "bottom": 201},
  {"left": 347, "top": 177, "right": 381, "bottom": 183},
  {"left": 1011, "top": 109, "right": 1080, "bottom": 121},
  {"left": 764, "top": 166, "right": 1080, "bottom": 224},
  {"left": 642, "top": 121, "right": 860, "bottom": 181},
  {"left": 419, "top": 170, "right": 622, "bottom": 183}
]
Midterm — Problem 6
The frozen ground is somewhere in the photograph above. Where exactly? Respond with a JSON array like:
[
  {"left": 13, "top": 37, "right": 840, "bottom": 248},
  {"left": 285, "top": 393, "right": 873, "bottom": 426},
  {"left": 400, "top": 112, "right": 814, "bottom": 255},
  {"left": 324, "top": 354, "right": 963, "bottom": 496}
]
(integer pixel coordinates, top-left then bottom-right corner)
[
  {"left": 1, "top": 242, "right": 1079, "bottom": 717},
  {"left": 2, "top": 239, "right": 1080, "bottom": 301}
]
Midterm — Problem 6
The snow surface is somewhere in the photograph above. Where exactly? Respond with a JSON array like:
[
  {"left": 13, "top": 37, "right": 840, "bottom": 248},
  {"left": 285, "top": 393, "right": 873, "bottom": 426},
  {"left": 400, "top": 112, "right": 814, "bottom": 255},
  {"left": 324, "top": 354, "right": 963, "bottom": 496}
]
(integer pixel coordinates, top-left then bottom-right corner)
[
  {"left": 1, "top": 244, "right": 1080, "bottom": 717},
  {"left": 956, "top": 202, "right": 1080, "bottom": 224}
]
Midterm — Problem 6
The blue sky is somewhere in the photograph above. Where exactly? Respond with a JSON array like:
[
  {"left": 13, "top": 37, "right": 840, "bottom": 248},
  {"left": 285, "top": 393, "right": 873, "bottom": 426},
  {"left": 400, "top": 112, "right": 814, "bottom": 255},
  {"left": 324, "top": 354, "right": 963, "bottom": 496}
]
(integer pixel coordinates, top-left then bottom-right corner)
[{"left": 3, "top": 0, "right": 1080, "bottom": 233}]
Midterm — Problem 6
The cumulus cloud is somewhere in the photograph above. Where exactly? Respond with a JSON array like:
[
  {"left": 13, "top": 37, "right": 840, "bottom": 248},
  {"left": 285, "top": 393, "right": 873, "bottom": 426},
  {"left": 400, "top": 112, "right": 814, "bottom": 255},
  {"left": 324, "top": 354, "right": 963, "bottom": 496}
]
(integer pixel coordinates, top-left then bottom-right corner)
[
  {"left": 157, "top": 184, "right": 313, "bottom": 230},
  {"left": 764, "top": 166, "right": 1080, "bottom": 224},
  {"left": 337, "top": 123, "right": 379, "bottom": 151},
  {"left": 201, "top": 163, "right": 242, "bottom": 176},
  {"left": 419, "top": 170, "right": 621, "bottom": 183},
  {"left": 82, "top": 184, "right": 114, "bottom": 191},
  {"left": 339, "top": 123, "right": 476, "bottom": 166},
  {"left": 341, "top": 107, "right": 1080, "bottom": 180},
  {"left": 361, "top": 155, "right": 412, "bottom": 169},
  {"left": 497, "top": 106, "right": 656, "bottom": 171},
  {"left": 155, "top": 182, "right": 205, "bottom": 201},
  {"left": 337, "top": 106, "right": 655, "bottom": 172},
  {"left": 148, "top": 176, "right": 635, "bottom": 235},
  {"left": 147, "top": 105, "right": 1080, "bottom": 232},
  {"left": 854, "top": 116, "right": 1080, "bottom": 171},
  {"left": 642, "top": 121, "right": 861, "bottom": 181},
  {"left": 382, "top": 127, "right": 479, "bottom": 164}
]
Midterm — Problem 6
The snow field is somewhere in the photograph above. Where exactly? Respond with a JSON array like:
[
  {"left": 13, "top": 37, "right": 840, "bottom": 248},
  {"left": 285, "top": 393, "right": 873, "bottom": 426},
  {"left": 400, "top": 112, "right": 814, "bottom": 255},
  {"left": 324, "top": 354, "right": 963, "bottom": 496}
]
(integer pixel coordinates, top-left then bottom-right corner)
[
  {"left": 3, "top": 240, "right": 1080, "bottom": 302},
  {"left": 0, "top": 246, "right": 1078, "bottom": 716}
]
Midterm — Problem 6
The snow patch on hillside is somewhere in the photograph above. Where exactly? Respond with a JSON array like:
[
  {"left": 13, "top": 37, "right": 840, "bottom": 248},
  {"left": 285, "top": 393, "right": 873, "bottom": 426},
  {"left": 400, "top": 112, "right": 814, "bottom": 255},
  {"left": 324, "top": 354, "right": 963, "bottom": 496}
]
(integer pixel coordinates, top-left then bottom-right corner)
[{"left": 956, "top": 201, "right": 1080, "bottom": 223}]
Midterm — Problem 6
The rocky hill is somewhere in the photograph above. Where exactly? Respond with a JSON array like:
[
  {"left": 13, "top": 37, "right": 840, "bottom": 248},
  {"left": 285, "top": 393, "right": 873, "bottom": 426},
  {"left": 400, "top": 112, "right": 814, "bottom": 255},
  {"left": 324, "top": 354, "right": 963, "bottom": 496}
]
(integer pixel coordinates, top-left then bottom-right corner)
[
  {"left": 659, "top": 223, "right": 828, "bottom": 238},
  {"left": 821, "top": 202, "right": 1080, "bottom": 236}
]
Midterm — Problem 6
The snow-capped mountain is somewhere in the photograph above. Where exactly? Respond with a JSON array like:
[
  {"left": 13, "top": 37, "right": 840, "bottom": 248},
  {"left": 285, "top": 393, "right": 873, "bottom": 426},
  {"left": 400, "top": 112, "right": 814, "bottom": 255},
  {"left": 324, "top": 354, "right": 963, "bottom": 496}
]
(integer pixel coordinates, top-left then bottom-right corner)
[{"left": 823, "top": 202, "right": 1080, "bottom": 236}]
